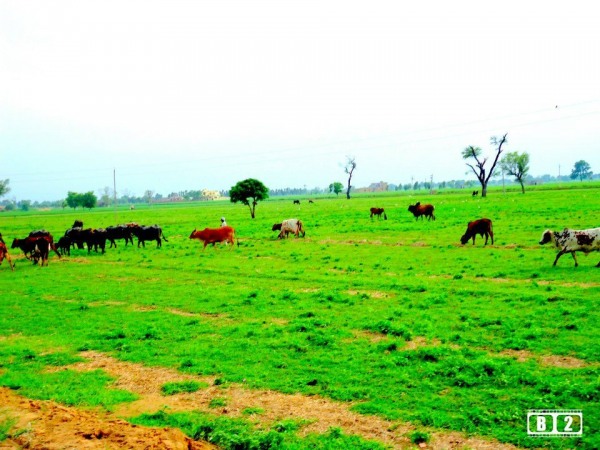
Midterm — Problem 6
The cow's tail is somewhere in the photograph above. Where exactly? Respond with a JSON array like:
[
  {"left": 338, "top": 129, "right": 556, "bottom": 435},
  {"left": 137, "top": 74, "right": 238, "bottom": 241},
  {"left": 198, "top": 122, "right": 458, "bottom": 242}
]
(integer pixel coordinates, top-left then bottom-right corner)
[
  {"left": 161, "top": 228, "right": 169, "bottom": 242},
  {"left": 383, "top": 212, "right": 387, "bottom": 220}
]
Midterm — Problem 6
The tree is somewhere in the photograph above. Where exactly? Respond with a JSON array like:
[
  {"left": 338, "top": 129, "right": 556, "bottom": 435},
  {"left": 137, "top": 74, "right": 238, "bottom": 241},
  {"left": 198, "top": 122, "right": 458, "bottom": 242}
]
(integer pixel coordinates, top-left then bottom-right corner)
[
  {"left": 80, "top": 191, "right": 97, "bottom": 209},
  {"left": 462, "top": 133, "right": 508, "bottom": 197},
  {"left": 66, "top": 191, "right": 81, "bottom": 209},
  {"left": 230, "top": 178, "right": 269, "bottom": 219},
  {"left": 570, "top": 160, "right": 593, "bottom": 181},
  {"left": 0, "top": 179, "right": 9, "bottom": 198},
  {"left": 65, "top": 191, "right": 97, "bottom": 209},
  {"left": 500, "top": 151, "right": 530, "bottom": 194},
  {"left": 329, "top": 182, "right": 343, "bottom": 196},
  {"left": 343, "top": 156, "right": 356, "bottom": 199}
]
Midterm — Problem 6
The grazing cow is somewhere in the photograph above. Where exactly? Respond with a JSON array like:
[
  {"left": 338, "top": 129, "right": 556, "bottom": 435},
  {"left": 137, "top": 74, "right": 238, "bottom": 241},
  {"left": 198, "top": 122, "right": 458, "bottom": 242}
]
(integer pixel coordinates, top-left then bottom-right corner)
[
  {"left": 189, "top": 226, "right": 236, "bottom": 250},
  {"left": 276, "top": 219, "right": 305, "bottom": 239},
  {"left": 0, "top": 242, "right": 14, "bottom": 271},
  {"left": 129, "top": 225, "right": 168, "bottom": 248},
  {"left": 472, "top": 190, "right": 479, "bottom": 197},
  {"left": 65, "top": 227, "right": 85, "bottom": 249},
  {"left": 460, "top": 218, "right": 494, "bottom": 245},
  {"left": 308, "top": 199, "right": 314, "bottom": 204},
  {"left": 105, "top": 225, "right": 134, "bottom": 248},
  {"left": 539, "top": 228, "right": 600, "bottom": 267},
  {"left": 370, "top": 207, "right": 387, "bottom": 220},
  {"left": 31, "top": 237, "right": 51, "bottom": 266},
  {"left": 293, "top": 200, "right": 300, "bottom": 205},
  {"left": 56, "top": 236, "right": 72, "bottom": 256},
  {"left": 12, "top": 231, "right": 61, "bottom": 260},
  {"left": 11, "top": 236, "right": 55, "bottom": 265},
  {"left": 65, "top": 228, "right": 106, "bottom": 253},
  {"left": 407, "top": 202, "right": 435, "bottom": 221}
]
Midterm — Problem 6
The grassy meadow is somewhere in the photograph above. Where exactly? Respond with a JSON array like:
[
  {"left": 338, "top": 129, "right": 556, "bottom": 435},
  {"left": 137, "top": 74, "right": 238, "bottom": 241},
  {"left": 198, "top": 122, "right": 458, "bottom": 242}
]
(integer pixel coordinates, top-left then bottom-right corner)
[{"left": 1, "top": 185, "right": 599, "bottom": 449}]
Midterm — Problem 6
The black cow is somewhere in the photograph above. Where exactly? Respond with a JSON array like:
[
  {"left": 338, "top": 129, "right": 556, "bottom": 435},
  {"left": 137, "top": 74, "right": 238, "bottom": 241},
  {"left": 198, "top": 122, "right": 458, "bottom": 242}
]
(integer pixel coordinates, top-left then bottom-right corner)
[
  {"left": 105, "top": 225, "right": 134, "bottom": 248},
  {"left": 11, "top": 236, "right": 56, "bottom": 265},
  {"left": 65, "top": 228, "right": 107, "bottom": 253},
  {"left": 65, "top": 227, "right": 86, "bottom": 249},
  {"left": 56, "top": 235, "right": 72, "bottom": 256},
  {"left": 293, "top": 200, "right": 300, "bottom": 205},
  {"left": 130, "top": 225, "right": 168, "bottom": 248}
]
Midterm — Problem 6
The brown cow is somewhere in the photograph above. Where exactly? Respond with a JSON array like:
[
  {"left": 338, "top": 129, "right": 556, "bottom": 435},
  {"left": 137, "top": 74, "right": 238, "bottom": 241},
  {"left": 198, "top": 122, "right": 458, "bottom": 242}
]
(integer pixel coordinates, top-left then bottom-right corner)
[
  {"left": 408, "top": 202, "right": 435, "bottom": 221},
  {"left": 189, "top": 226, "right": 236, "bottom": 250},
  {"left": 370, "top": 207, "right": 387, "bottom": 220},
  {"left": 0, "top": 242, "right": 15, "bottom": 271},
  {"left": 460, "top": 218, "right": 494, "bottom": 245}
]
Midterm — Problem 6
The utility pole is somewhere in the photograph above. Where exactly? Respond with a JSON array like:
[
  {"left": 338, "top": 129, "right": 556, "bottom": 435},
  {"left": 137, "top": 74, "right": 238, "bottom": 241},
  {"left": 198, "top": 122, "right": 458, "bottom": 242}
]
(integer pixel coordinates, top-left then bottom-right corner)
[
  {"left": 113, "top": 168, "right": 118, "bottom": 222},
  {"left": 430, "top": 174, "right": 433, "bottom": 195}
]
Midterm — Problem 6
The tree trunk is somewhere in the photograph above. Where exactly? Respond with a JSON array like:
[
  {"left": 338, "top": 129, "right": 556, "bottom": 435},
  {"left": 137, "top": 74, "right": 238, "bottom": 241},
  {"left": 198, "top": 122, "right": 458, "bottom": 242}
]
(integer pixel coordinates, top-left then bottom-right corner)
[
  {"left": 481, "top": 184, "right": 487, "bottom": 198},
  {"left": 520, "top": 180, "right": 525, "bottom": 194}
]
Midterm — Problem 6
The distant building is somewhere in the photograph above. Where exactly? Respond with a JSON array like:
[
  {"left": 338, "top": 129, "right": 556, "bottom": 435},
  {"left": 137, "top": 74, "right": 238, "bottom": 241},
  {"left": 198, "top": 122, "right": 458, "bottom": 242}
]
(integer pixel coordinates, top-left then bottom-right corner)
[{"left": 201, "top": 189, "right": 221, "bottom": 201}]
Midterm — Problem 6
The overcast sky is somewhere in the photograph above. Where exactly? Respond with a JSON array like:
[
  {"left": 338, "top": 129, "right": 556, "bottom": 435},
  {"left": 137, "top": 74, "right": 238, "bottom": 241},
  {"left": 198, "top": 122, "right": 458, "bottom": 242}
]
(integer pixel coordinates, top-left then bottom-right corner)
[{"left": 1, "top": 1, "right": 599, "bottom": 202}]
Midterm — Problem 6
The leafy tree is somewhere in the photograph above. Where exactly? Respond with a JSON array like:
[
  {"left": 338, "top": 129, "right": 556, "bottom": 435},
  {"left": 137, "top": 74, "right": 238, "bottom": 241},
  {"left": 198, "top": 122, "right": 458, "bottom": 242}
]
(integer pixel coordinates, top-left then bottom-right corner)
[
  {"left": 65, "top": 191, "right": 97, "bottom": 209},
  {"left": 66, "top": 191, "right": 81, "bottom": 209},
  {"left": 570, "top": 160, "right": 593, "bottom": 181},
  {"left": 230, "top": 178, "right": 269, "bottom": 219},
  {"left": 0, "top": 179, "right": 9, "bottom": 198},
  {"left": 343, "top": 156, "right": 356, "bottom": 199},
  {"left": 80, "top": 191, "right": 97, "bottom": 209},
  {"left": 462, "top": 133, "right": 508, "bottom": 197},
  {"left": 500, "top": 151, "right": 530, "bottom": 194},
  {"left": 329, "top": 182, "right": 343, "bottom": 196}
]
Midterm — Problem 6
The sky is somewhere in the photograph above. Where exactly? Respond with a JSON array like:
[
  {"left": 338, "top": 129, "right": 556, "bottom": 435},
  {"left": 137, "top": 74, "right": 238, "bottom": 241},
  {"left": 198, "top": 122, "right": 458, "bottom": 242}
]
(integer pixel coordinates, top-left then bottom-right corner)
[{"left": 1, "top": 1, "right": 599, "bottom": 202}]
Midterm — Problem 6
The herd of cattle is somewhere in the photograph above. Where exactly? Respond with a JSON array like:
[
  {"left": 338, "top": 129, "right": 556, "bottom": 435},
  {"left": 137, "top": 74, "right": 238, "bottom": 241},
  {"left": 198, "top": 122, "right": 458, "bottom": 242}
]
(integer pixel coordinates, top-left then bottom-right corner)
[{"left": 1, "top": 201, "right": 599, "bottom": 270}]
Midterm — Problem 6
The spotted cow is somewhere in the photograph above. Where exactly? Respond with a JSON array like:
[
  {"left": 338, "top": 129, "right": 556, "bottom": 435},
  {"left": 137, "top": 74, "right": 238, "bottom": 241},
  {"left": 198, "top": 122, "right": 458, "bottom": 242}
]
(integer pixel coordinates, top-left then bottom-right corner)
[{"left": 539, "top": 228, "right": 600, "bottom": 267}]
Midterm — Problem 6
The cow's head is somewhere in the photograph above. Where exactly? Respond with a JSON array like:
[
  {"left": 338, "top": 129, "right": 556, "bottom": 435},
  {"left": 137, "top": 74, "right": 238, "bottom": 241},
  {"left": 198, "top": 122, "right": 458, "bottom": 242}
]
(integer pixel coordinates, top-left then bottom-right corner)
[
  {"left": 460, "top": 234, "right": 470, "bottom": 245},
  {"left": 539, "top": 230, "right": 553, "bottom": 245},
  {"left": 189, "top": 229, "right": 197, "bottom": 239},
  {"left": 272, "top": 223, "right": 282, "bottom": 231}
]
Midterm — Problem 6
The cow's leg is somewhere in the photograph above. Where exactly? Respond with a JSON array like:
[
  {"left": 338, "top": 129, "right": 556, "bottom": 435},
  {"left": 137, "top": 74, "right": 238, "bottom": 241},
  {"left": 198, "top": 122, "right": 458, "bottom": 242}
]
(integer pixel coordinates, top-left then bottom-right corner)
[
  {"left": 571, "top": 252, "right": 579, "bottom": 267},
  {"left": 484, "top": 233, "right": 488, "bottom": 245},
  {"left": 553, "top": 250, "right": 567, "bottom": 266},
  {"left": 595, "top": 260, "right": 600, "bottom": 267},
  {"left": 157, "top": 238, "right": 161, "bottom": 248}
]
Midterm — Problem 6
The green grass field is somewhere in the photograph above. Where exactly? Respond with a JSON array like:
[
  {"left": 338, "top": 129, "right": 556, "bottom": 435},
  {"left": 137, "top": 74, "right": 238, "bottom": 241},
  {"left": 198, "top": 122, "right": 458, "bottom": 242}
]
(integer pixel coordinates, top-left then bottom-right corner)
[{"left": 1, "top": 185, "right": 599, "bottom": 449}]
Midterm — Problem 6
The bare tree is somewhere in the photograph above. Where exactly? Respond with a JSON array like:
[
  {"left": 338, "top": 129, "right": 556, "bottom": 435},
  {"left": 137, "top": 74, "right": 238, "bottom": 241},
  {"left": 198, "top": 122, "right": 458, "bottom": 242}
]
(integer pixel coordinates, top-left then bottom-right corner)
[
  {"left": 344, "top": 156, "right": 356, "bottom": 199},
  {"left": 462, "top": 133, "right": 508, "bottom": 197}
]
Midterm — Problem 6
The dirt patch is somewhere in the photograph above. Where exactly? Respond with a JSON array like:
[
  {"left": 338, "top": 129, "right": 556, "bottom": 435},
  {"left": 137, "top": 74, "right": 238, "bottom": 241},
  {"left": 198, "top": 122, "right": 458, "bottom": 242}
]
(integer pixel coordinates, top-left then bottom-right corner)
[
  {"left": 347, "top": 290, "right": 390, "bottom": 299},
  {"left": 62, "top": 351, "right": 518, "bottom": 449},
  {"left": 0, "top": 387, "right": 214, "bottom": 450},
  {"left": 498, "top": 349, "right": 594, "bottom": 368}
]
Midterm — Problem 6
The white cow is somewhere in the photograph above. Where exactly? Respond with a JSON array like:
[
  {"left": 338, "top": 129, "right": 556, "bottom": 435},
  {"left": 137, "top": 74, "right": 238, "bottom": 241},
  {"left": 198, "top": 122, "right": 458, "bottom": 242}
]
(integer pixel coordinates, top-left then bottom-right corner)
[
  {"left": 539, "top": 228, "right": 600, "bottom": 267},
  {"left": 273, "top": 219, "right": 305, "bottom": 239}
]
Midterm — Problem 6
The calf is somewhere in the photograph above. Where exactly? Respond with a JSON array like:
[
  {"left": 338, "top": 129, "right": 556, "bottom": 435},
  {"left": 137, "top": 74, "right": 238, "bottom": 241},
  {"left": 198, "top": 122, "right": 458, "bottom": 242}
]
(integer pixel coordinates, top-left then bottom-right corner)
[
  {"left": 293, "top": 200, "right": 300, "bottom": 205},
  {"left": 189, "top": 226, "right": 236, "bottom": 250},
  {"left": 56, "top": 235, "right": 72, "bottom": 256},
  {"left": 539, "top": 228, "right": 600, "bottom": 267},
  {"left": 408, "top": 202, "right": 435, "bottom": 221},
  {"left": 0, "top": 242, "right": 14, "bottom": 271},
  {"left": 460, "top": 218, "right": 494, "bottom": 245},
  {"left": 370, "top": 207, "right": 387, "bottom": 220}
]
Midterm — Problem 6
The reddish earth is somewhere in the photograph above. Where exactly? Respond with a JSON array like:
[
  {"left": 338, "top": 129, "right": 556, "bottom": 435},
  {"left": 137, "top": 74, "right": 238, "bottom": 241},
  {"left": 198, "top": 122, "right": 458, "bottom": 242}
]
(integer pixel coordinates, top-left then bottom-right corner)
[
  {"left": 0, "top": 387, "right": 214, "bottom": 449},
  {"left": 0, "top": 351, "right": 521, "bottom": 449}
]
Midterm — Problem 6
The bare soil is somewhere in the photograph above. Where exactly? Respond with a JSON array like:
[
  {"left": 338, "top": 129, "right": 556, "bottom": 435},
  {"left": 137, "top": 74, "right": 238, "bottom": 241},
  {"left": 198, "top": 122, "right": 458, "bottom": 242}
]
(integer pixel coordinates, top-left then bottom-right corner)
[{"left": 0, "top": 350, "right": 523, "bottom": 449}]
